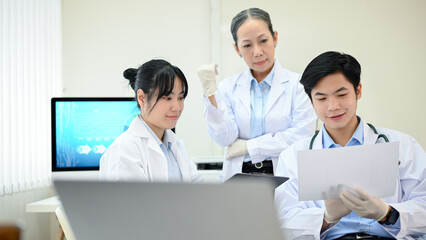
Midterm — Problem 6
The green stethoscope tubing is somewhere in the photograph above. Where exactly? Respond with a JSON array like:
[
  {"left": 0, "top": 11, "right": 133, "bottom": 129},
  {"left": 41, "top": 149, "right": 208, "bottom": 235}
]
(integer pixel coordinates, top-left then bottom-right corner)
[{"left": 309, "top": 123, "right": 390, "bottom": 150}]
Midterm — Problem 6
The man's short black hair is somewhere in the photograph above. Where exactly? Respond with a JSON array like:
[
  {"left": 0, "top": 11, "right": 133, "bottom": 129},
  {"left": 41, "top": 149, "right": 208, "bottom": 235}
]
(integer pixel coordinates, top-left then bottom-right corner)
[{"left": 300, "top": 51, "right": 361, "bottom": 100}]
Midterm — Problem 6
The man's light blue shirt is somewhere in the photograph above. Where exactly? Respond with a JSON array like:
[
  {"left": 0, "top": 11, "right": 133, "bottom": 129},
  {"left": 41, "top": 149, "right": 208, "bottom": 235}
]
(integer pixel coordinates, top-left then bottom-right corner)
[
  {"left": 243, "top": 60, "right": 276, "bottom": 162},
  {"left": 322, "top": 118, "right": 397, "bottom": 239},
  {"left": 321, "top": 119, "right": 364, "bottom": 149},
  {"left": 140, "top": 116, "right": 182, "bottom": 181}
]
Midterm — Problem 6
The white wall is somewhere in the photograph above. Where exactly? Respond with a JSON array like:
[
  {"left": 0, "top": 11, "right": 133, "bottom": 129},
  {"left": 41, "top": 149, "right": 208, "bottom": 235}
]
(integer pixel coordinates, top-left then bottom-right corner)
[
  {"left": 62, "top": 0, "right": 220, "bottom": 157},
  {"left": 62, "top": 0, "right": 426, "bottom": 158}
]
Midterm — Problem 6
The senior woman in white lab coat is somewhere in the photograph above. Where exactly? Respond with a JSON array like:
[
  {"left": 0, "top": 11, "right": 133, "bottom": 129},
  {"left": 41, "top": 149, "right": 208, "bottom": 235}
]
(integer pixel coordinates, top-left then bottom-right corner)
[
  {"left": 198, "top": 8, "right": 317, "bottom": 181},
  {"left": 100, "top": 59, "right": 202, "bottom": 182}
]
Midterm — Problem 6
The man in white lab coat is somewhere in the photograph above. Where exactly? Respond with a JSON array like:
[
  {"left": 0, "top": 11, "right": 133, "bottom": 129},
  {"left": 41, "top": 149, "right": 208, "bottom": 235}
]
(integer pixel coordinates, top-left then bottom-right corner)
[{"left": 275, "top": 51, "right": 426, "bottom": 239}]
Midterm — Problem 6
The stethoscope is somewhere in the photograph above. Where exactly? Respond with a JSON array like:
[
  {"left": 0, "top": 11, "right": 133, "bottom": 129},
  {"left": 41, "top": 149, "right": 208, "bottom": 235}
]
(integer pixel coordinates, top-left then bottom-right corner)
[{"left": 309, "top": 123, "right": 389, "bottom": 150}]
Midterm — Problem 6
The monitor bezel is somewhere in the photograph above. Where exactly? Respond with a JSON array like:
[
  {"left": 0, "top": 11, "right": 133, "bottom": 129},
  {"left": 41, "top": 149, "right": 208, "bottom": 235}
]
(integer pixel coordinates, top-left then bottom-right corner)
[{"left": 51, "top": 97, "right": 136, "bottom": 172}]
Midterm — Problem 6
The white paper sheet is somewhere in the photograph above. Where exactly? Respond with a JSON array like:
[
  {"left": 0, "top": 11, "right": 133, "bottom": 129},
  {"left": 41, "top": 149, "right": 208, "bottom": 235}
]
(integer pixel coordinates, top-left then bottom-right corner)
[{"left": 297, "top": 141, "right": 399, "bottom": 201}]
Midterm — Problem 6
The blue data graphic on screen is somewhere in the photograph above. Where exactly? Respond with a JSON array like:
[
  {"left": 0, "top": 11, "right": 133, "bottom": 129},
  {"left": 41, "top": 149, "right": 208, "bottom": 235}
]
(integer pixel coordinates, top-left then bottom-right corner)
[{"left": 55, "top": 101, "right": 139, "bottom": 168}]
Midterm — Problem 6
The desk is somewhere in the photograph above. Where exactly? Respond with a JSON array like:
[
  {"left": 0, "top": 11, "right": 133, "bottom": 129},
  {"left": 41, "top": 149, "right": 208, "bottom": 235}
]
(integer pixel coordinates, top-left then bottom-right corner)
[
  {"left": 26, "top": 196, "right": 60, "bottom": 213},
  {"left": 26, "top": 196, "right": 64, "bottom": 240},
  {"left": 26, "top": 166, "right": 222, "bottom": 239},
  {"left": 192, "top": 156, "right": 223, "bottom": 183}
]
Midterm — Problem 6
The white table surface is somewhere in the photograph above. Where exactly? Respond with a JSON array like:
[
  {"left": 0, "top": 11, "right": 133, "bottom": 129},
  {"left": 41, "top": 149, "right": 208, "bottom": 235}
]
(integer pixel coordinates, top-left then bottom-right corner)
[{"left": 26, "top": 196, "right": 61, "bottom": 213}]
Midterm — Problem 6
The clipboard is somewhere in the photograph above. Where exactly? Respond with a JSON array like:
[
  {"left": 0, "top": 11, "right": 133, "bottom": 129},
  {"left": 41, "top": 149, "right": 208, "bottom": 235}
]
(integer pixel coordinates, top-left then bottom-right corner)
[{"left": 226, "top": 173, "right": 289, "bottom": 189}]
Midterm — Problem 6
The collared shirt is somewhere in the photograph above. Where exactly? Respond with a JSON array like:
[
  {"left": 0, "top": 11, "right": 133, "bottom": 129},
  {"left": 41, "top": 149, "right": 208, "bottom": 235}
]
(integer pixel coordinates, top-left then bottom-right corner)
[
  {"left": 322, "top": 118, "right": 364, "bottom": 149},
  {"left": 243, "top": 60, "right": 276, "bottom": 162},
  {"left": 139, "top": 116, "right": 182, "bottom": 181},
  {"left": 321, "top": 118, "right": 396, "bottom": 239}
]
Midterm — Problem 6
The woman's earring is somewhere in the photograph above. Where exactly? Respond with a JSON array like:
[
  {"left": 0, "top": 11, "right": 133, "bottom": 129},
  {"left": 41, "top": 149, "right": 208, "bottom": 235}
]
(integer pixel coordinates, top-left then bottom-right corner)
[
  {"left": 274, "top": 45, "right": 276, "bottom": 48},
  {"left": 240, "top": 55, "right": 242, "bottom": 58}
]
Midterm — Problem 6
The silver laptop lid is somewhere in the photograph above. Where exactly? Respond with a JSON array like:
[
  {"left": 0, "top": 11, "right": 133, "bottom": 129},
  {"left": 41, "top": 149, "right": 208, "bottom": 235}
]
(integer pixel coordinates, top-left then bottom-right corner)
[{"left": 53, "top": 180, "right": 284, "bottom": 240}]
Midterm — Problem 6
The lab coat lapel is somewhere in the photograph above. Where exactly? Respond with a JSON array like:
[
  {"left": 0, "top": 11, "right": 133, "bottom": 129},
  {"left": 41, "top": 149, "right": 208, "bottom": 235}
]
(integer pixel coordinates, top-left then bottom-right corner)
[
  {"left": 167, "top": 131, "right": 190, "bottom": 181},
  {"left": 312, "top": 128, "right": 324, "bottom": 150},
  {"left": 236, "top": 69, "right": 252, "bottom": 115},
  {"left": 146, "top": 137, "right": 168, "bottom": 181},
  {"left": 312, "top": 120, "right": 380, "bottom": 150},
  {"left": 131, "top": 117, "right": 168, "bottom": 181},
  {"left": 363, "top": 121, "right": 380, "bottom": 145},
  {"left": 266, "top": 61, "right": 289, "bottom": 115}
]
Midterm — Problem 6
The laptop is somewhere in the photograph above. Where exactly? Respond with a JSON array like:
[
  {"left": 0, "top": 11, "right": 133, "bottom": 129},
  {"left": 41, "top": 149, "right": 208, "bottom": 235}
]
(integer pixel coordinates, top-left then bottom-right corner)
[
  {"left": 226, "top": 173, "right": 289, "bottom": 189},
  {"left": 53, "top": 180, "right": 284, "bottom": 240}
]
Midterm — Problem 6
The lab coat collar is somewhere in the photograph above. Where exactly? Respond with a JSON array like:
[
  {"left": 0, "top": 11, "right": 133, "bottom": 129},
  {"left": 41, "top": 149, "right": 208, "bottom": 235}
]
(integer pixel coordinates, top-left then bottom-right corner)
[
  {"left": 236, "top": 60, "right": 289, "bottom": 115},
  {"left": 266, "top": 60, "right": 289, "bottom": 115},
  {"left": 139, "top": 116, "right": 175, "bottom": 150},
  {"left": 129, "top": 115, "right": 153, "bottom": 137},
  {"left": 247, "top": 60, "right": 276, "bottom": 87},
  {"left": 128, "top": 116, "right": 190, "bottom": 181},
  {"left": 128, "top": 116, "right": 168, "bottom": 180},
  {"left": 236, "top": 69, "right": 252, "bottom": 114},
  {"left": 131, "top": 116, "right": 177, "bottom": 145},
  {"left": 363, "top": 119, "right": 380, "bottom": 145},
  {"left": 311, "top": 128, "right": 324, "bottom": 150},
  {"left": 130, "top": 117, "right": 164, "bottom": 151},
  {"left": 168, "top": 134, "right": 191, "bottom": 182},
  {"left": 139, "top": 115, "right": 163, "bottom": 144},
  {"left": 312, "top": 117, "right": 380, "bottom": 149},
  {"left": 322, "top": 118, "right": 364, "bottom": 148}
]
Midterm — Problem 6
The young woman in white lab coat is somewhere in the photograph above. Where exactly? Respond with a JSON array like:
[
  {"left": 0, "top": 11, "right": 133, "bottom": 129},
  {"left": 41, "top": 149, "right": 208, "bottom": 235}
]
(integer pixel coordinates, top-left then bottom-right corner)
[
  {"left": 99, "top": 59, "right": 202, "bottom": 182},
  {"left": 198, "top": 8, "right": 317, "bottom": 180},
  {"left": 275, "top": 51, "right": 426, "bottom": 239}
]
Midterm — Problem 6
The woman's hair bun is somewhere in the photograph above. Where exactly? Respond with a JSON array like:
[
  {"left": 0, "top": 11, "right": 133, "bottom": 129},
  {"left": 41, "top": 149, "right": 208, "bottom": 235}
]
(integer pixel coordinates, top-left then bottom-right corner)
[
  {"left": 123, "top": 68, "right": 138, "bottom": 90},
  {"left": 123, "top": 68, "right": 137, "bottom": 81}
]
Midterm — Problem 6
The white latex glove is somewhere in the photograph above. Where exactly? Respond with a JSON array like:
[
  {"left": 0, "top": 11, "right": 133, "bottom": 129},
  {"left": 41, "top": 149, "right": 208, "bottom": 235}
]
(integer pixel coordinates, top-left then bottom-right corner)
[
  {"left": 340, "top": 187, "right": 389, "bottom": 221},
  {"left": 225, "top": 139, "right": 248, "bottom": 160},
  {"left": 197, "top": 63, "right": 218, "bottom": 97},
  {"left": 324, "top": 198, "right": 351, "bottom": 223}
]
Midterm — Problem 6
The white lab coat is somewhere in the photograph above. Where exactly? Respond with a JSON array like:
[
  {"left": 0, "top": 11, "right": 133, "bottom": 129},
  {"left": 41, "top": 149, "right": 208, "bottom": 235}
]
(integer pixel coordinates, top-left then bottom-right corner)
[
  {"left": 274, "top": 120, "right": 426, "bottom": 239},
  {"left": 203, "top": 61, "right": 317, "bottom": 181},
  {"left": 99, "top": 116, "right": 202, "bottom": 182}
]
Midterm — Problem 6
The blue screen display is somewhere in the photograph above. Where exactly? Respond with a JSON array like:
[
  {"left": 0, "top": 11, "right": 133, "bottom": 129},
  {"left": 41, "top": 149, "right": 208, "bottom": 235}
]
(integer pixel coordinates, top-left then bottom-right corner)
[{"left": 54, "top": 99, "right": 139, "bottom": 169}]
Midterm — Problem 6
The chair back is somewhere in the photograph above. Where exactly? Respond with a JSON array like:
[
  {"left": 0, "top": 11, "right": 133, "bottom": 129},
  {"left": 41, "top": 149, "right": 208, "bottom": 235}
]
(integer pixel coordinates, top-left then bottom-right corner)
[{"left": 0, "top": 224, "right": 20, "bottom": 240}]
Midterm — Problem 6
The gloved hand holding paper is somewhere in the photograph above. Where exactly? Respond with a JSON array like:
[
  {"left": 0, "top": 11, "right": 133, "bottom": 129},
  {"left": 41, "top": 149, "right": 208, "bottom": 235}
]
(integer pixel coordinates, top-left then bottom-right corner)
[{"left": 297, "top": 142, "right": 399, "bottom": 201}]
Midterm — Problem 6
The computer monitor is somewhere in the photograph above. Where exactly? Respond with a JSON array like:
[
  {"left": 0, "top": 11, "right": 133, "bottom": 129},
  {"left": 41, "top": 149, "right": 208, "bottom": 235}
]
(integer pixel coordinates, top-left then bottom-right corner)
[{"left": 51, "top": 97, "right": 140, "bottom": 177}]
